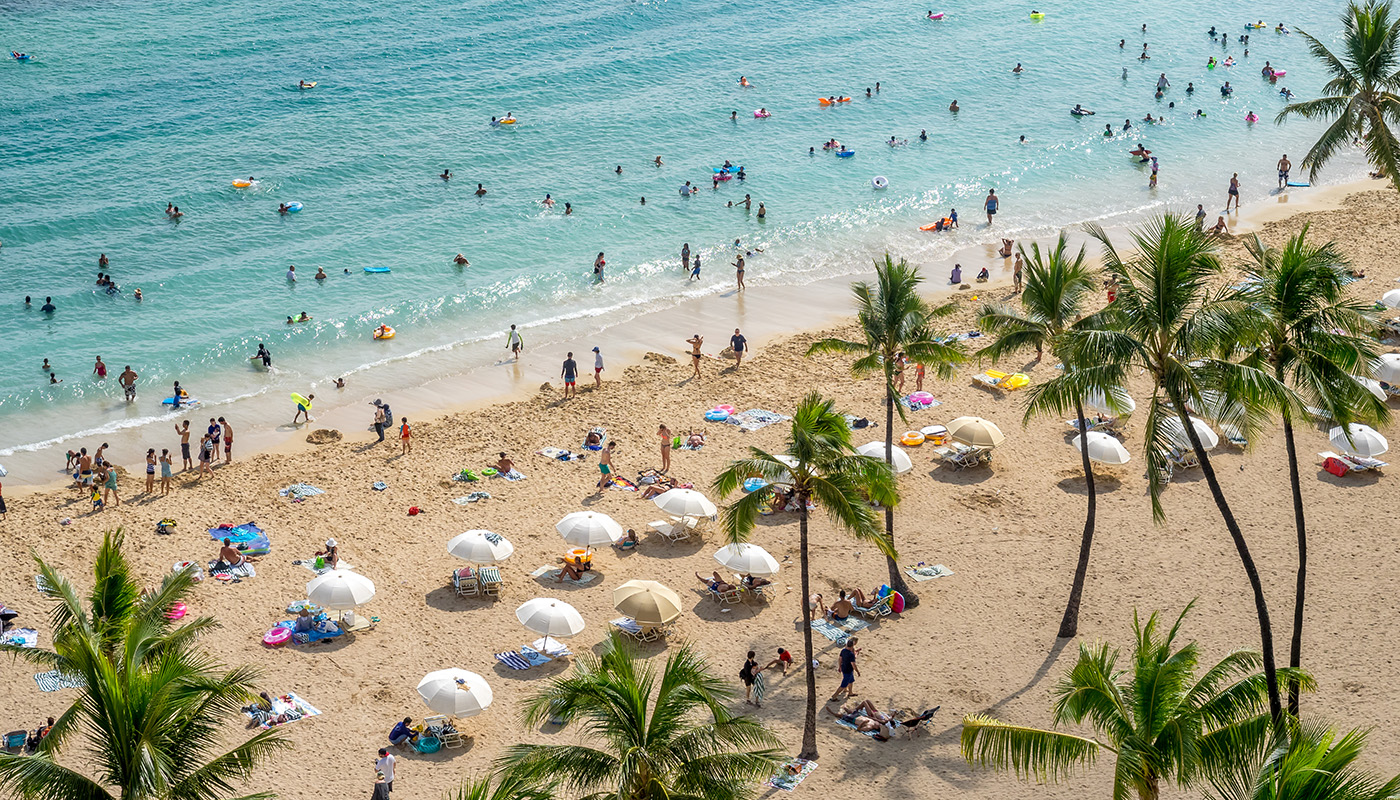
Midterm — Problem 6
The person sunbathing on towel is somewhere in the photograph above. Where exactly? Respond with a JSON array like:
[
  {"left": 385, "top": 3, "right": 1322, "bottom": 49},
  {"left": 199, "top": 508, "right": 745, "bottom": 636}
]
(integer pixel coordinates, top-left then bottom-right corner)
[
  {"left": 825, "top": 701, "right": 894, "bottom": 739},
  {"left": 491, "top": 452, "right": 515, "bottom": 474},
  {"left": 640, "top": 479, "right": 675, "bottom": 500},
  {"left": 585, "top": 430, "right": 603, "bottom": 448},
  {"left": 828, "top": 590, "right": 854, "bottom": 621},
  {"left": 556, "top": 554, "right": 591, "bottom": 582},
  {"left": 215, "top": 538, "right": 254, "bottom": 569},
  {"left": 696, "top": 571, "right": 736, "bottom": 593},
  {"left": 686, "top": 429, "right": 706, "bottom": 447}
]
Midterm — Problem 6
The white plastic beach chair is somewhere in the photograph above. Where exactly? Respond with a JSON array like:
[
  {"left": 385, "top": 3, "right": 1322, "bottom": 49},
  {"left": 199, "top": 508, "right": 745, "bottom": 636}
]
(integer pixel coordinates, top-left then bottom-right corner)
[{"left": 452, "top": 567, "right": 478, "bottom": 597}]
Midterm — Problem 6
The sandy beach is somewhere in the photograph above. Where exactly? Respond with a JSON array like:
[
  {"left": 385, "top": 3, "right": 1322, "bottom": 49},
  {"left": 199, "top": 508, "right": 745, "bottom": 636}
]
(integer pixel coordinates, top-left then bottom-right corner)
[{"left": 2, "top": 183, "right": 1398, "bottom": 799}]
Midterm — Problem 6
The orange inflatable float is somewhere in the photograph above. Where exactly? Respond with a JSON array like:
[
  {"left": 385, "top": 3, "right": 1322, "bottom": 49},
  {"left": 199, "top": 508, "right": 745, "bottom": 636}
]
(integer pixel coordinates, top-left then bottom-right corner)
[{"left": 818, "top": 97, "right": 852, "bottom": 105}]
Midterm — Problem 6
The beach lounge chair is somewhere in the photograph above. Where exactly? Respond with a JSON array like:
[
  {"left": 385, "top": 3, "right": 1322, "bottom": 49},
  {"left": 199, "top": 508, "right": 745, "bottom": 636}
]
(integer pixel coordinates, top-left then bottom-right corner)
[
  {"left": 933, "top": 443, "right": 990, "bottom": 469},
  {"left": 423, "top": 715, "right": 447, "bottom": 734},
  {"left": 704, "top": 583, "right": 741, "bottom": 605},
  {"left": 610, "top": 616, "right": 665, "bottom": 643},
  {"left": 649, "top": 515, "right": 700, "bottom": 542},
  {"left": 1380, "top": 318, "right": 1400, "bottom": 339},
  {"left": 477, "top": 566, "right": 502, "bottom": 597},
  {"left": 735, "top": 575, "right": 773, "bottom": 602},
  {"left": 1319, "top": 451, "right": 1388, "bottom": 474},
  {"left": 1165, "top": 447, "right": 1200, "bottom": 478},
  {"left": 452, "top": 567, "right": 478, "bottom": 597},
  {"left": 2, "top": 730, "right": 25, "bottom": 753},
  {"left": 852, "top": 595, "right": 892, "bottom": 619}
]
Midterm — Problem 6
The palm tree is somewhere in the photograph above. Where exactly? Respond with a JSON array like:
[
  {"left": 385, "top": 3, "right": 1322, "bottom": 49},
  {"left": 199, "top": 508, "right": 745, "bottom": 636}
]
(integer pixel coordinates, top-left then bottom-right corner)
[
  {"left": 1235, "top": 227, "right": 1390, "bottom": 717},
  {"left": 0, "top": 530, "right": 288, "bottom": 800},
  {"left": 1278, "top": 0, "right": 1400, "bottom": 191},
  {"left": 1042, "top": 215, "right": 1293, "bottom": 722},
  {"left": 448, "top": 771, "right": 554, "bottom": 800},
  {"left": 499, "top": 634, "right": 783, "bottom": 800},
  {"left": 712, "top": 391, "right": 899, "bottom": 760},
  {"left": 807, "top": 254, "right": 966, "bottom": 608},
  {"left": 977, "top": 233, "right": 1119, "bottom": 639},
  {"left": 1206, "top": 720, "right": 1400, "bottom": 800},
  {"left": 961, "top": 604, "right": 1314, "bottom": 800}
]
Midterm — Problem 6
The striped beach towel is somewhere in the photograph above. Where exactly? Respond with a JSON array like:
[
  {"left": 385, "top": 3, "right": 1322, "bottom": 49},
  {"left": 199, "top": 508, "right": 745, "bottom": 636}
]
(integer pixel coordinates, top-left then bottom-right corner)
[
  {"left": 810, "top": 617, "right": 869, "bottom": 642},
  {"left": 34, "top": 670, "right": 85, "bottom": 692},
  {"left": 752, "top": 671, "right": 767, "bottom": 705}
]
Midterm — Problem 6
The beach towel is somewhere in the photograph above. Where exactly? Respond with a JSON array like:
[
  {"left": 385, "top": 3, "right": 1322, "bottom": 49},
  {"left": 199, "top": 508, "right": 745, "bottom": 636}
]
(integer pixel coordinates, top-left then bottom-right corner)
[
  {"left": 279, "top": 484, "right": 324, "bottom": 499},
  {"left": 810, "top": 617, "right": 869, "bottom": 642},
  {"left": 765, "top": 759, "right": 818, "bottom": 792},
  {"left": 723, "top": 409, "right": 790, "bottom": 433},
  {"left": 530, "top": 565, "right": 598, "bottom": 585},
  {"left": 752, "top": 671, "right": 767, "bottom": 704},
  {"left": 898, "top": 395, "right": 943, "bottom": 411},
  {"left": 610, "top": 617, "right": 643, "bottom": 635},
  {"left": 1, "top": 628, "right": 38, "bottom": 648},
  {"left": 371, "top": 481, "right": 388, "bottom": 491},
  {"left": 452, "top": 469, "right": 480, "bottom": 482},
  {"left": 935, "top": 331, "right": 982, "bottom": 344},
  {"left": 530, "top": 638, "right": 573, "bottom": 658},
  {"left": 677, "top": 440, "right": 704, "bottom": 451},
  {"left": 904, "top": 563, "right": 955, "bottom": 581},
  {"left": 582, "top": 427, "right": 608, "bottom": 451},
  {"left": 208, "top": 560, "right": 256, "bottom": 580},
  {"left": 452, "top": 492, "right": 492, "bottom": 504},
  {"left": 34, "top": 575, "right": 53, "bottom": 594},
  {"left": 495, "top": 647, "right": 552, "bottom": 670},
  {"left": 276, "top": 619, "right": 345, "bottom": 645},
  {"left": 246, "top": 692, "right": 322, "bottom": 729},
  {"left": 834, "top": 714, "right": 885, "bottom": 740},
  {"left": 34, "top": 670, "right": 85, "bottom": 692},
  {"left": 492, "top": 469, "right": 525, "bottom": 481},
  {"left": 607, "top": 476, "right": 637, "bottom": 491},
  {"left": 535, "top": 447, "right": 585, "bottom": 462},
  {"left": 207, "top": 523, "right": 271, "bottom": 556}
]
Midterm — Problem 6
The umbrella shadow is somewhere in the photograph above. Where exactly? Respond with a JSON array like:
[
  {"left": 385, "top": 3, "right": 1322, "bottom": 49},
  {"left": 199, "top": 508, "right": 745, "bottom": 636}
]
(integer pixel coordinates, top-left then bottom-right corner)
[
  {"left": 1055, "top": 472, "right": 1124, "bottom": 496},
  {"left": 1314, "top": 467, "right": 1383, "bottom": 487},
  {"left": 636, "top": 533, "right": 707, "bottom": 557},
  {"left": 925, "top": 465, "right": 994, "bottom": 485},
  {"left": 491, "top": 657, "right": 571, "bottom": 682}
]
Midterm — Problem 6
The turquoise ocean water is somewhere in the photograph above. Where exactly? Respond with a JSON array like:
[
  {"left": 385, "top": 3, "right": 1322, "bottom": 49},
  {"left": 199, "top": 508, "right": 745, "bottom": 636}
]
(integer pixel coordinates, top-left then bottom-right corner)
[{"left": 0, "top": 0, "right": 1365, "bottom": 469}]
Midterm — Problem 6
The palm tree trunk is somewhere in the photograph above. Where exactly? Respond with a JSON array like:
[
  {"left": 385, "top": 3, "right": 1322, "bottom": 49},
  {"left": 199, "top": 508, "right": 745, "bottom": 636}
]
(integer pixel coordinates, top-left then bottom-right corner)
[
  {"left": 882, "top": 385, "right": 918, "bottom": 607},
  {"left": 1172, "top": 404, "right": 1283, "bottom": 723},
  {"left": 1281, "top": 411, "right": 1306, "bottom": 717},
  {"left": 797, "top": 501, "right": 819, "bottom": 761},
  {"left": 1057, "top": 401, "right": 1096, "bottom": 639}
]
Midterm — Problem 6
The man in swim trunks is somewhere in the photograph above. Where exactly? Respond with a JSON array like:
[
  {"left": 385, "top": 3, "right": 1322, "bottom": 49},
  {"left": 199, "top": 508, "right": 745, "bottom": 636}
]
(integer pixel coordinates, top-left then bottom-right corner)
[
  {"left": 830, "top": 637, "right": 860, "bottom": 701},
  {"left": 219, "top": 417, "right": 234, "bottom": 464},
  {"left": 506, "top": 324, "right": 523, "bottom": 360},
  {"left": 730, "top": 328, "right": 747, "bottom": 368},
  {"left": 1277, "top": 154, "right": 1291, "bottom": 189},
  {"left": 1195, "top": 204, "right": 1207, "bottom": 230},
  {"left": 829, "top": 590, "right": 854, "bottom": 621},
  {"left": 118, "top": 365, "right": 138, "bottom": 401},
  {"left": 256, "top": 343, "right": 272, "bottom": 367},
  {"left": 176, "top": 421, "right": 192, "bottom": 470},
  {"left": 561, "top": 352, "right": 578, "bottom": 399},
  {"left": 292, "top": 393, "right": 314, "bottom": 424},
  {"left": 686, "top": 334, "right": 703, "bottom": 381},
  {"left": 984, "top": 189, "right": 998, "bottom": 224},
  {"left": 596, "top": 441, "right": 615, "bottom": 492},
  {"left": 475, "top": 184, "right": 487, "bottom": 196}
]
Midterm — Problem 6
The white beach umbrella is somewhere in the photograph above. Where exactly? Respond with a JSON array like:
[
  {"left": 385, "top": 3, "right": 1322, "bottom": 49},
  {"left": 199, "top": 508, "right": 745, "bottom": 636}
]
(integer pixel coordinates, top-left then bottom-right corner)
[
  {"left": 946, "top": 416, "right": 1006, "bottom": 448},
  {"left": 1083, "top": 388, "right": 1136, "bottom": 416},
  {"left": 652, "top": 488, "right": 718, "bottom": 518},
  {"left": 306, "top": 569, "right": 376, "bottom": 610},
  {"left": 416, "top": 669, "right": 493, "bottom": 717},
  {"left": 1329, "top": 423, "right": 1389, "bottom": 457},
  {"left": 515, "top": 598, "right": 586, "bottom": 639},
  {"left": 1072, "top": 432, "right": 1132, "bottom": 465},
  {"left": 713, "top": 543, "right": 781, "bottom": 577},
  {"left": 1381, "top": 289, "right": 1400, "bottom": 309},
  {"left": 555, "top": 511, "right": 625, "bottom": 547},
  {"left": 447, "top": 530, "right": 514, "bottom": 564},
  {"left": 613, "top": 580, "right": 684, "bottom": 626},
  {"left": 1161, "top": 416, "right": 1220, "bottom": 450},
  {"left": 1351, "top": 375, "right": 1388, "bottom": 403},
  {"left": 856, "top": 441, "right": 914, "bottom": 474},
  {"left": 1375, "top": 353, "right": 1400, "bottom": 384}
]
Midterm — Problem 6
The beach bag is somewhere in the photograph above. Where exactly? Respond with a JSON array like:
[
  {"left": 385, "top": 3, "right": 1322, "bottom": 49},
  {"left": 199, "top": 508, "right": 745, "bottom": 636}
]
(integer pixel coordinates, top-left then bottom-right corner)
[
  {"left": 156, "top": 519, "right": 176, "bottom": 535},
  {"left": 1323, "top": 457, "right": 1350, "bottom": 477}
]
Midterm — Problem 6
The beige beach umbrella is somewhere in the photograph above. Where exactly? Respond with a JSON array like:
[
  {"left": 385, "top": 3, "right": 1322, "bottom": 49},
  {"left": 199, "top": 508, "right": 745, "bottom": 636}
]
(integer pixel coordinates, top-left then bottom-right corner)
[
  {"left": 306, "top": 569, "right": 375, "bottom": 610},
  {"left": 713, "top": 543, "right": 780, "bottom": 577},
  {"left": 416, "top": 669, "right": 493, "bottom": 717},
  {"left": 1381, "top": 289, "right": 1400, "bottom": 309},
  {"left": 1161, "top": 416, "right": 1220, "bottom": 450},
  {"left": 556, "top": 511, "right": 625, "bottom": 547},
  {"left": 652, "top": 489, "right": 718, "bottom": 518},
  {"left": 1377, "top": 353, "right": 1400, "bottom": 384},
  {"left": 946, "top": 416, "right": 1006, "bottom": 448},
  {"left": 856, "top": 441, "right": 914, "bottom": 474},
  {"left": 515, "top": 598, "right": 586, "bottom": 650},
  {"left": 1329, "top": 423, "right": 1389, "bottom": 457},
  {"left": 1072, "top": 432, "right": 1131, "bottom": 465},
  {"left": 447, "top": 530, "right": 514, "bottom": 564},
  {"left": 613, "top": 580, "right": 683, "bottom": 627}
]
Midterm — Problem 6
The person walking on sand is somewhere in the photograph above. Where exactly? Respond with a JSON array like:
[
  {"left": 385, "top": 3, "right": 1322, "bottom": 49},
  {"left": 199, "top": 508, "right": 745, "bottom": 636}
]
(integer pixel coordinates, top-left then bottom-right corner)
[
  {"left": 1013, "top": 252, "right": 1024, "bottom": 292},
  {"left": 374, "top": 402, "right": 386, "bottom": 443},
  {"left": 740, "top": 650, "right": 763, "bottom": 706},
  {"left": 591, "top": 347, "right": 604, "bottom": 388},
  {"left": 219, "top": 417, "right": 234, "bottom": 463},
  {"left": 371, "top": 773, "right": 390, "bottom": 800},
  {"left": 984, "top": 188, "right": 999, "bottom": 224},
  {"left": 1226, "top": 172, "right": 1240, "bottom": 212},
  {"left": 730, "top": 328, "right": 747, "bottom": 368},
  {"left": 561, "top": 352, "right": 578, "bottom": 399},
  {"left": 658, "top": 424, "right": 673, "bottom": 473},
  {"left": 99, "top": 464, "right": 121, "bottom": 509},
  {"left": 831, "top": 637, "right": 860, "bottom": 701},
  {"left": 145, "top": 448, "right": 157, "bottom": 494},
  {"left": 506, "top": 324, "right": 524, "bottom": 360},
  {"left": 159, "top": 448, "right": 173, "bottom": 495},
  {"left": 596, "top": 441, "right": 615, "bottom": 492},
  {"left": 293, "top": 393, "right": 314, "bottom": 424},
  {"left": 176, "top": 421, "right": 192, "bottom": 470},
  {"left": 375, "top": 748, "right": 396, "bottom": 793},
  {"left": 686, "top": 334, "right": 703, "bottom": 381},
  {"left": 399, "top": 417, "right": 411, "bottom": 455}
]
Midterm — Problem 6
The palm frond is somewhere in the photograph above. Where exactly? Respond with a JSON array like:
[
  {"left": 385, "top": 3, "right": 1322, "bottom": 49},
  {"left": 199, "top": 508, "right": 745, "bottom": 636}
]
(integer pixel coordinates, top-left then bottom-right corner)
[{"left": 961, "top": 716, "right": 1102, "bottom": 782}]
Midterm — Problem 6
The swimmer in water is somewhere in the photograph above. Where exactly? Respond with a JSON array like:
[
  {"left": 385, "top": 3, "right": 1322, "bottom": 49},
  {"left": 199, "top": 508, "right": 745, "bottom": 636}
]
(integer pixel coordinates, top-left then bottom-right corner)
[
  {"left": 133, "top": 288, "right": 142, "bottom": 301},
  {"left": 654, "top": 156, "right": 663, "bottom": 166},
  {"left": 1018, "top": 134, "right": 1026, "bottom": 143},
  {"left": 730, "top": 110, "right": 737, "bottom": 121},
  {"left": 453, "top": 254, "right": 469, "bottom": 265},
  {"left": 1143, "top": 113, "right": 1156, "bottom": 123},
  {"left": 1072, "top": 103, "right": 1095, "bottom": 115},
  {"left": 1123, "top": 118, "right": 1133, "bottom": 131},
  {"left": 809, "top": 146, "right": 815, "bottom": 154},
  {"left": 543, "top": 193, "right": 555, "bottom": 208},
  {"left": 440, "top": 169, "right": 451, "bottom": 180},
  {"left": 948, "top": 100, "right": 960, "bottom": 112},
  {"left": 1104, "top": 123, "right": 1113, "bottom": 136},
  {"left": 475, "top": 183, "right": 487, "bottom": 196},
  {"left": 564, "top": 202, "right": 572, "bottom": 215},
  {"left": 919, "top": 129, "right": 927, "bottom": 141},
  {"left": 1186, "top": 82, "right": 1195, "bottom": 93},
  {"left": 615, "top": 165, "right": 622, "bottom": 175},
  {"left": 1012, "top": 63, "right": 1023, "bottom": 73},
  {"left": 739, "top": 75, "right": 750, "bottom": 87},
  {"left": 1122, "top": 67, "right": 1128, "bottom": 80},
  {"left": 314, "top": 267, "right": 327, "bottom": 280}
]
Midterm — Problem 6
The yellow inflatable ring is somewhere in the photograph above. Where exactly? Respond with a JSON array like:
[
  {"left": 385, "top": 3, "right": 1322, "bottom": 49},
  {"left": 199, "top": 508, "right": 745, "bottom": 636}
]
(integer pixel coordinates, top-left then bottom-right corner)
[
  {"left": 901, "top": 431, "right": 926, "bottom": 446},
  {"left": 232, "top": 180, "right": 253, "bottom": 188},
  {"left": 373, "top": 325, "right": 396, "bottom": 340}
]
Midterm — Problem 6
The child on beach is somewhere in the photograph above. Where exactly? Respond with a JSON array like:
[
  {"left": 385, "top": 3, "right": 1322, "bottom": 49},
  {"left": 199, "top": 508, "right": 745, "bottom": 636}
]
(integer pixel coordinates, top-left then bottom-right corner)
[
  {"left": 596, "top": 441, "right": 615, "bottom": 492},
  {"left": 400, "top": 417, "right": 411, "bottom": 455},
  {"left": 145, "top": 448, "right": 156, "bottom": 494},
  {"left": 159, "top": 449, "right": 173, "bottom": 495}
]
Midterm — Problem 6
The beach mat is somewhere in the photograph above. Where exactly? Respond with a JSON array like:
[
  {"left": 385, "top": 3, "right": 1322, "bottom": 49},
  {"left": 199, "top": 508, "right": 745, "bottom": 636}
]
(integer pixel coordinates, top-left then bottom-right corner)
[
  {"left": 247, "top": 692, "right": 322, "bottom": 729},
  {"left": 723, "top": 409, "right": 790, "bottom": 433},
  {"left": 834, "top": 715, "right": 884, "bottom": 740},
  {"left": 810, "top": 617, "right": 869, "bottom": 642},
  {"left": 530, "top": 565, "right": 598, "bottom": 585},
  {"left": 34, "top": 670, "right": 85, "bottom": 692},
  {"left": 535, "top": 447, "right": 585, "bottom": 462},
  {"left": 1, "top": 628, "right": 38, "bottom": 648},
  {"left": 765, "top": 758, "right": 818, "bottom": 792},
  {"left": 904, "top": 564, "right": 954, "bottom": 581},
  {"left": 452, "top": 492, "right": 492, "bottom": 504}
]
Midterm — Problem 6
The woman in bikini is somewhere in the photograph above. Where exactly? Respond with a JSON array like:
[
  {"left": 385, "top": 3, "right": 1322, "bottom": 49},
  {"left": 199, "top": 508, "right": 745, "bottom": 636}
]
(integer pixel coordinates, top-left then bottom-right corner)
[{"left": 657, "top": 424, "right": 673, "bottom": 472}]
